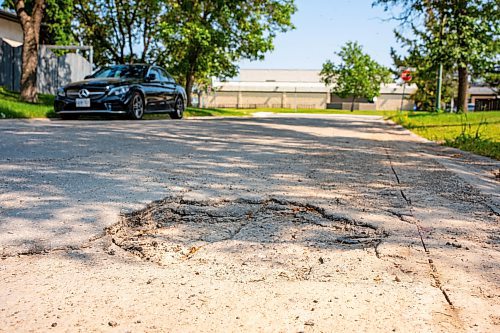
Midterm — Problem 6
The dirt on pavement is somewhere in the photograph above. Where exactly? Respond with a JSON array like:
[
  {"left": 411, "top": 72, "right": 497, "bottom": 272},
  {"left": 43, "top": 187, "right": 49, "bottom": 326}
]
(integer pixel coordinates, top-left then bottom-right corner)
[{"left": 0, "top": 114, "right": 498, "bottom": 332}]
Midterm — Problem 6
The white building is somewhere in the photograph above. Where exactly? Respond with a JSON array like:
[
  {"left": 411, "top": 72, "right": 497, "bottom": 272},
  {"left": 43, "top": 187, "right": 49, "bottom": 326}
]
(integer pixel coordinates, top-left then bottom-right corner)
[
  {"left": 205, "top": 69, "right": 331, "bottom": 109},
  {"left": 203, "top": 69, "right": 416, "bottom": 110}
]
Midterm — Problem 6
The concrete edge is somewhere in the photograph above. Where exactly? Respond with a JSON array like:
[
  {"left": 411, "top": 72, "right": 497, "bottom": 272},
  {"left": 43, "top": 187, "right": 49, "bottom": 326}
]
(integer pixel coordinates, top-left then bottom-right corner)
[{"left": 384, "top": 119, "right": 499, "bottom": 214}]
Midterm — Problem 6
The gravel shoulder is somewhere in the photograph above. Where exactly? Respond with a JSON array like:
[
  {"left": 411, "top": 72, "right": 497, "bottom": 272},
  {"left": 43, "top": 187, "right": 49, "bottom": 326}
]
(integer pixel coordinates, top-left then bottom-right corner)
[{"left": 0, "top": 115, "right": 498, "bottom": 332}]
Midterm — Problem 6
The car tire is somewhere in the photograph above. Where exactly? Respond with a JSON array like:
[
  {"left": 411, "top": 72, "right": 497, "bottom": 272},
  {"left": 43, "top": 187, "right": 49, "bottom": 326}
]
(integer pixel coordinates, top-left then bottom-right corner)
[
  {"left": 170, "top": 97, "right": 184, "bottom": 119},
  {"left": 128, "top": 92, "right": 144, "bottom": 120},
  {"left": 60, "top": 114, "right": 79, "bottom": 120}
]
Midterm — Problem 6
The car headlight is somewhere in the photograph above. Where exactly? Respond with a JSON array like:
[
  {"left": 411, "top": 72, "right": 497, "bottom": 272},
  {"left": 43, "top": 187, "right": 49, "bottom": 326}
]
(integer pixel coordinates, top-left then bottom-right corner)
[
  {"left": 109, "top": 85, "right": 130, "bottom": 96},
  {"left": 57, "top": 87, "right": 65, "bottom": 97}
]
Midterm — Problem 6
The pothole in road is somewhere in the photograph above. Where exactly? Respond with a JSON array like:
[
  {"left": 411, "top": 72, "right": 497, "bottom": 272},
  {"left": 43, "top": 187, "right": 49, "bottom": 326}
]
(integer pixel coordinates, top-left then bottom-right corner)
[{"left": 107, "top": 197, "right": 386, "bottom": 270}]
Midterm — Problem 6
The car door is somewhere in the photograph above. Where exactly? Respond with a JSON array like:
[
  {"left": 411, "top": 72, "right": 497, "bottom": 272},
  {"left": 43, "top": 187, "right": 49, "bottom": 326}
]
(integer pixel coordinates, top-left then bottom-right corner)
[
  {"left": 143, "top": 68, "right": 163, "bottom": 111},
  {"left": 158, "top": 68, "right": 176, "bottom": 110}
]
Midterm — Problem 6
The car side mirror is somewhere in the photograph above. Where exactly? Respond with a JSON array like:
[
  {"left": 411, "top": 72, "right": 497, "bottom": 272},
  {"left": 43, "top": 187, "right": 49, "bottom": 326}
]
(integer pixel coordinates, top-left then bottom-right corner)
[
  {"left": 84, "top": 75, "right": 93, "bottom": 79},
  {"left": 146, "top": 73, "right": 156, "bottom": 81}
]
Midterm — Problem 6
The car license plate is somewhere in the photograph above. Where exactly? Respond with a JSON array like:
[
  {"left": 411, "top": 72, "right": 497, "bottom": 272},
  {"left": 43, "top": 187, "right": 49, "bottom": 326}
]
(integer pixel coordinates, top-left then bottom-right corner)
[{"left": 76, "top": 98, "right": 90, "bottom": 107}]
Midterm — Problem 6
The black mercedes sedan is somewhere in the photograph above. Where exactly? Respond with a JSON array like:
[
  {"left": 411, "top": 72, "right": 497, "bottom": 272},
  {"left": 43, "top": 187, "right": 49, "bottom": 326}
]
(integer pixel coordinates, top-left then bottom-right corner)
[{"left": 54, "top": 64, "right": 187, "bottom": 120}]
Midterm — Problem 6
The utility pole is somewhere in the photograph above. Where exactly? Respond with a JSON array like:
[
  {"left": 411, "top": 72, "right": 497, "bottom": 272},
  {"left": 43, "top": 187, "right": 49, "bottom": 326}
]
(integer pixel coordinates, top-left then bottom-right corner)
[
  {"left": 435, "top": 63, "right": 443, "bottom": 111},
  {"left": 435, "top": 4, "right": 446, "bottom": 112}
]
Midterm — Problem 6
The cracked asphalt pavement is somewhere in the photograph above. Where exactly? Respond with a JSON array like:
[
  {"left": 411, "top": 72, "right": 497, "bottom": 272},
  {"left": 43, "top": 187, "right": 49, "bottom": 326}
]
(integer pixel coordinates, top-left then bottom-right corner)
[{"left": 0, "top": 114, "right": 499, "bottom": 332}]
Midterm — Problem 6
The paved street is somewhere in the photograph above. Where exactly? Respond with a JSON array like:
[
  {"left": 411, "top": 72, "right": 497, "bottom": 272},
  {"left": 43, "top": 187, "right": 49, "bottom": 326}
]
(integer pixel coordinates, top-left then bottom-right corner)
[{"left": 0, "top": 114, "right": 498, "bottom": 332}]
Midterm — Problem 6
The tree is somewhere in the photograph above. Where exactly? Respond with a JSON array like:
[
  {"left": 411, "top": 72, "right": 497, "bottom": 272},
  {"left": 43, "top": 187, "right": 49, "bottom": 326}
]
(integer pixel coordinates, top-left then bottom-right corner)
[
  {"left": 14, "top": 0, "right": 45, "bottom": 103},
  {"left": 387, "top": 7, "right": 457, "bottom": 110},
  {"left": 320, "top": 41, "right": 392, "bottom": 112},
  {"left": 157, "top": 0, "right": 296, "bottom": 106},
  {"left": 374, "top": 0, "right": 500, "bottom": 112},
  {"left": 4, "top": 0, "right": 74, "bottom": 45},
  {"left": 442, "top": 1, "right": 499, "bottom": 112},
  {"left": 5, "top": 0, "right": 72, "bottom": 102},
  {"left": 73, "top": 0, "right": 163, "bottom": 65}
]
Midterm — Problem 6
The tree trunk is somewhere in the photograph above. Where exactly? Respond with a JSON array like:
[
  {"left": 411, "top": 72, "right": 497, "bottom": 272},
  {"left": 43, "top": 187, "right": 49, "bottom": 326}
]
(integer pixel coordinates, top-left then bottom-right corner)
[
  {"left": 185, "top": 72, "right": 194, "bottom": 107},
  {"left": 16, "top": 0, "right": 45, "bottom": 103},
  {"left": 20, "top": 26, "right": 39, "bottom": 102},
  {"left": 457, "top": 65, "right": 468, "bottom": 113},
  {"left": 350, "top": 95, "right": 355, "bottom": 112}
]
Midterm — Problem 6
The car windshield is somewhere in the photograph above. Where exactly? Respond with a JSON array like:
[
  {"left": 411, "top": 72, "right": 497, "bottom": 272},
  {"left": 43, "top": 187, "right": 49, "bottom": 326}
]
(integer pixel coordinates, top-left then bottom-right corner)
[{"left": 92, "top": 65, "right": 146, "bottom": 79}]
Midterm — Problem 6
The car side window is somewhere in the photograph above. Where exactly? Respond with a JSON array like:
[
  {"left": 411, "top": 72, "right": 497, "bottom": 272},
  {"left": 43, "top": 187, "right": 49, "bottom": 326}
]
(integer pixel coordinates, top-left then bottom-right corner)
[
  {"left": 149, "top": 68, "right": 161, "bottom": 81},
  {"left": 166, "top": 72, "right": 175, "bottom": 84},
  {"left": 159, "top": 68, "right": 175, "bottom": 83}
]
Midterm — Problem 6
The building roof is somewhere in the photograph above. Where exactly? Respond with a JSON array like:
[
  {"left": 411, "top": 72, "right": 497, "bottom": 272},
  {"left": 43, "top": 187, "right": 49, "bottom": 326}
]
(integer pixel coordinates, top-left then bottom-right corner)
[
  {"left": 214, "top": 81, "right": 330, "bottom": 93},
  {"left": 0, "top": 9, "right": 19, "bottom": 23},
  {"left": 237, "top": 69, "right": 323, "bottom": 83},
  {"left": 469, "top": 86, "right": 497, "bottom": 95}
]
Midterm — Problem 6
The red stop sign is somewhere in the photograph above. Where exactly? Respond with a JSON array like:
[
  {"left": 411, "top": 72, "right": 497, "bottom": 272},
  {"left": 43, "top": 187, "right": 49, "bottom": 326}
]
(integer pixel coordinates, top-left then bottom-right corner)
[{"left": 401, "top": 69, "right": 412, "bottom": 82}]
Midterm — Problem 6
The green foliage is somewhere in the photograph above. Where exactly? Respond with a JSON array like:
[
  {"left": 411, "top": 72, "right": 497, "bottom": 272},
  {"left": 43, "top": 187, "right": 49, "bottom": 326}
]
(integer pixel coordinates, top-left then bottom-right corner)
[
  {"left": 42, "top": 0, "right": 75, "bottom": 45},
  {"left": 157, "top": 0, "right": 296, "bottom": 104},
  {"left": 72, "top": 0, "right": 295, "bottom": 99},
  {"left": 320, "top": 41, "right": 392, "bottom": 105},
  {"left": 440, "top": 1, "right": 499, "bottom": 73},
  {"left": 73, "top": 0, "right": 162, "bottom": 65}
]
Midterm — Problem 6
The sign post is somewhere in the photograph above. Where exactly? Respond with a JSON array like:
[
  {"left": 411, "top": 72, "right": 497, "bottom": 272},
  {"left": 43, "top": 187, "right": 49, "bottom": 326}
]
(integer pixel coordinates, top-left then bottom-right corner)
[{"left": 400, "top": 69, "right": 412, "bottom": 111}]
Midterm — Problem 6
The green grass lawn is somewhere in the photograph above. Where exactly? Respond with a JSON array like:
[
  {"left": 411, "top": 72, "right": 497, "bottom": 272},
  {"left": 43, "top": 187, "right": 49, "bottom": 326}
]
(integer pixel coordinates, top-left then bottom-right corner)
[
  {"left": 0, "top": 88, "right": 56, "bottom": 118},
  {"left": 388, "top": 111, "right": 500, "bottom": 159},
  {"left": 223, "top": 107, "right": 401, "bottom": 117},
  {"left": 146, "top": 107, "right": 254, "bottom": 119}
]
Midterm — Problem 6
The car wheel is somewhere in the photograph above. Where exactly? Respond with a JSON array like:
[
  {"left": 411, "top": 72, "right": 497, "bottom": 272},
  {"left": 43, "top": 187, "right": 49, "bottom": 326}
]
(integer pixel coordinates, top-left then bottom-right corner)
[
  {"left": 128, "top": 92, "right": 144, "bottom": 120},
  {"left": 170, "top": 97, "right": 184, "bottom": 119},
  {"left": 60, "top": 114, "right": 79, "bottom": 120}
]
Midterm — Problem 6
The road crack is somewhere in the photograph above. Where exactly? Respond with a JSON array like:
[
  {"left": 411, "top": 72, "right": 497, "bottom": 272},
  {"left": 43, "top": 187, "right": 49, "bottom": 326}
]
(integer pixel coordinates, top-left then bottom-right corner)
[
  {"left": 385, "top": 148, "right": 453, "bottom": 307},
  {"left": 106, "top": 196, "right": 387, "bottom": 266}
]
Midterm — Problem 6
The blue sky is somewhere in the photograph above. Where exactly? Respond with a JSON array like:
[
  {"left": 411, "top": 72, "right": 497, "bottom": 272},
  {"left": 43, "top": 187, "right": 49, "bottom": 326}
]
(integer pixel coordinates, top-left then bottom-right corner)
[
  {"left": 1, "top": 0, "right": 401, "bottom": 70},
  {"left": 239, "top": 0, "right": 402, "bottom": 70}
]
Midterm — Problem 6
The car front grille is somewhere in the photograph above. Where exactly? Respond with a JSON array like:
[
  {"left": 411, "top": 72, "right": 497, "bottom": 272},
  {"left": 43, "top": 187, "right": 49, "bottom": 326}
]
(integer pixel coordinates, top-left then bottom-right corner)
[{"left": 66, "top": 88, "right": 107, "bottom": 100}]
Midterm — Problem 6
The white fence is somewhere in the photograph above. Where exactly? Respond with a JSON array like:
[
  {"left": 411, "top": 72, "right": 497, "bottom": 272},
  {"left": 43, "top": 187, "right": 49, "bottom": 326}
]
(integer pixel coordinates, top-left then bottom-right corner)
[{"left": 0, "top": 40, "right": 92, "bottom": 95}]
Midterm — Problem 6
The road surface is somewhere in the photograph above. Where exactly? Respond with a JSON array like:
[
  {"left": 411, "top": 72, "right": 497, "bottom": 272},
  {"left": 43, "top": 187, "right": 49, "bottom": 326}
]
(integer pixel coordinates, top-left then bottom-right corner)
[{"left": 0, "top": 114, "right": 498, "bottom": 332}]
